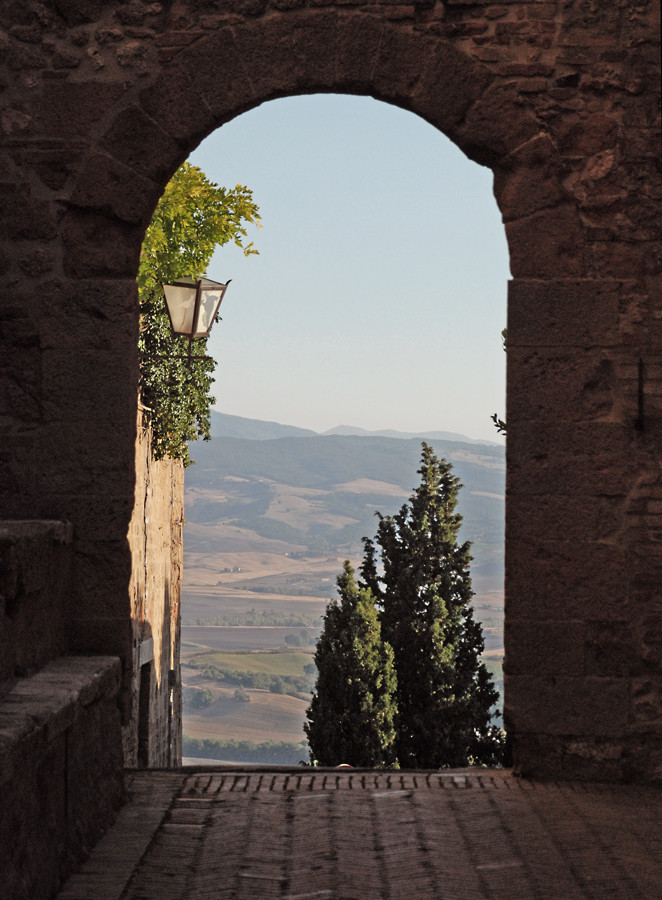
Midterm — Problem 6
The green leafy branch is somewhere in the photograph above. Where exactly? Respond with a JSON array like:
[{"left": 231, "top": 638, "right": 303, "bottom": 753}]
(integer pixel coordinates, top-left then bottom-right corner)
[{"left": 138, "top": 163, "right": 260, "bottom": 463}]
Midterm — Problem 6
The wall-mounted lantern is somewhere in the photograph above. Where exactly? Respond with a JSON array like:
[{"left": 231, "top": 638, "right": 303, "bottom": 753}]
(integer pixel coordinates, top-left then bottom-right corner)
[{"left": 161, "top": 276, "right": 231, "bottom": 365}]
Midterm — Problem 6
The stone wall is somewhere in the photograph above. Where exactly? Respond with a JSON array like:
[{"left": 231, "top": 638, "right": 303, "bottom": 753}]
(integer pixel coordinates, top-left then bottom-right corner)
[
  {"left": 0, "top": 1, "right": 660, "bottom": 782},
  {"left": 0, "top": 418, "right": 182, "bottom": 899},
  {"left": 0, "top": 520, "right": 72, "bottom": 683},
  {"left": 0, "top": 656, "right": 124, "bottom": 900},
  {"left": 125, "top": 406, "right": 183, "bottom": 768},
  {"left": 0, "top": 521, "right": 125, "bottom": 900}
]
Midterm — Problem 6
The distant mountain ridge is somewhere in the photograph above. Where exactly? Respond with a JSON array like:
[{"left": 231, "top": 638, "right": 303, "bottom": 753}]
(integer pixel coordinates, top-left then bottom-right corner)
[
  {"left": 321, "top": 424, "right": 498, "bottom": 445},
  {"left": 211, "top": 411, "right": 499, "bottom": 446},
  {"left": 189, "top": 433, "right": 504, "bottom": 495},
  {"left": 210, "top": 410, "right": 317, "bottom": 440}
]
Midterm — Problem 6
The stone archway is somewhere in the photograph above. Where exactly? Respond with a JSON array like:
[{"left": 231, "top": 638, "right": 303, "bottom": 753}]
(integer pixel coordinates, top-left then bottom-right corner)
[{"left": 1, "top": 2, "right": 660, "bottom": 787}]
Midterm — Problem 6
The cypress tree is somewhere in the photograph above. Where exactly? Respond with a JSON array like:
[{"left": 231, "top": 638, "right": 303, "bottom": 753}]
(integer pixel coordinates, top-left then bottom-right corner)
[
  {"left": 360, "top": 443, "right": 504, "bottom": 768},
  {"left": 304, "top": 562, "right": 398, "bottom": 767}
]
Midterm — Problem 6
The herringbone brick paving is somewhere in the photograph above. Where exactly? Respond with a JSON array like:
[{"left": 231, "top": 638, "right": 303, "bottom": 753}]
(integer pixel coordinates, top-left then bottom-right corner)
[{"left": 57, "top": 769, "right": 662, "bottom": 899}]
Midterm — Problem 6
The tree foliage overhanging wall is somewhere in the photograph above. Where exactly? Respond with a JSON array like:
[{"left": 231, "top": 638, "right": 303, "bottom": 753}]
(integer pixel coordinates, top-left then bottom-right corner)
[{"left": 138, "top": 163, "right": 260, "bottom": 463}]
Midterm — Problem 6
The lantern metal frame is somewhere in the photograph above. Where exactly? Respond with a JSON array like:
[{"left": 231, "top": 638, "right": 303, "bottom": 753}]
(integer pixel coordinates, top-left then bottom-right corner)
[{"left": 142, "top": 276, "right": 231, "bottom": 367}]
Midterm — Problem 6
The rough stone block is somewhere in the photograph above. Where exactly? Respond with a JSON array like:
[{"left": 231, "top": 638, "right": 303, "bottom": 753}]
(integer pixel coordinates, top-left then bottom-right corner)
[
  {"left": 554, "top": 112, "right": 620, "bottom": 157},
  {"left": 38, "top": 278, "right": 140, "bottom": 352},
  {"left": 0, "top": 520, "right": 72, "bottom": 679},
  {"left": 506, "top": 493, "right": 626, "bottom": 548},
  {"left": 0, "top": 183, "right": 57, "bottom": 241},
  {"left": 70, "top": 154, "right": 163, "bottom": 226},
  {"left": 233, "top": 11, "right": 338, "bottom": 99},
  {"left": 9, "top": 146, "right": 84, "bottom": 191},
  {"left": 37, "top": 420, "right": 136, "bottom": 481},
  {"left": 505, "top": 539, "right": 630, "bottom": 621},
  {"left": 504, "top": 619, "right": 585, "bottom": 677},
  {"left": 587, "top": 240, "right": 662, "bottom": 280},
  {"left": 505, "top": 674, "right": 630, "bottom": 736},
  {"left": 631, "top": 676, "right": 662, "bottom": 729},
  {"left": 62, "top": 209, "right": 143, "bottom": 278},
  {"left": 507, "top": 346, "right": 622, "bottom": 424},
  {"left": 506, "top": 419, "right": 633, "bottom": 478},
  {"left": 31, "top": 81, "right": 126, "bottom": 138},
  {"left": 46, "top": 493, "right": 136, "bottom": 543},
  {"left": 171, "top": 26, "right": 261, "bottom": 128},
  {"left": 67, "top": 612, "right": 133, "bottom": 661},
  {"left": 364, "top": 22, "right": 428, "bottom": 102},
  {"left": 509, "top": 453, "right": 633, "bottom": 503},
  {"left": 511, "top": 731, "right": 628, "bottom": 781},
  {"left": 494, "top": 141, "right": 565, "bottom": 221},
  {"left": 584, "top": 621, "right": 639, "bottom": 678},
  {"left": 506, "top": 204, "right": 585, "bottom": 278},
  {"left": 455, "top": 81, "right": 542, "bottom": 167},
  {"left": 68, "top": 541, "right": 133, "bottom": 619},
  {"left": 410, "top": 38, "right": 492, "bottom": 141},
  {"left": 41, "top": 348, "right": 138, "bottom": 424},
  {"left": 633, "top": 600, "right": 662, "bottom": 667},
  {"left": 102, "top": 105, "right": 183, "bottom": 184},
  {"left": 139, "top": 65, "right": 216, "bottom": 146},
  {"left": 507, "top": 278, "right": 623, "bottom": 348}
]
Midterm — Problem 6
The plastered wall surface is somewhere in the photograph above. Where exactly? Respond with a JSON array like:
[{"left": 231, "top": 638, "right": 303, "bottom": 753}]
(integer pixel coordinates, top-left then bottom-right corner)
[
  {"left": 125, "top": 407, "right": 183, "bottom": 767},
  {"left": 0, "top": 0, "right": 660, "bottom": 781}
]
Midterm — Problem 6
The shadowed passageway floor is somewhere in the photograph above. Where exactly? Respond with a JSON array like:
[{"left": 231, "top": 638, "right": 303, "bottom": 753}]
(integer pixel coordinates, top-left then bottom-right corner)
[{"left": 57, "top": 769, "right": 662, "bottom": 899}]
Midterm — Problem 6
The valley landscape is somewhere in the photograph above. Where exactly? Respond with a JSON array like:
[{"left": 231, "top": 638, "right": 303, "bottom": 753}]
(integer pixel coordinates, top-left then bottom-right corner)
[{"left": 181, "top": 412, "right": 505, "bottom": 764}]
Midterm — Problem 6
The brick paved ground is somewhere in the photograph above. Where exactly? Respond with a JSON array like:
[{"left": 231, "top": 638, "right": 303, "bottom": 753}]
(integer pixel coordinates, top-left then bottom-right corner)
[{"left": 57, "top": 769, "right": 662, "bottom": 899}]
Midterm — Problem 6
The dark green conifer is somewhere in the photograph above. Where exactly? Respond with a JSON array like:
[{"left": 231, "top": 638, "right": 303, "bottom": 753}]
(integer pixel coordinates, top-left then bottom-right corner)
[
  {"left": 304, "top": 562, "right": 398, "bottom": 767},
  {"left": 361, "top": 443, "right": 504, "bottom": 768}
]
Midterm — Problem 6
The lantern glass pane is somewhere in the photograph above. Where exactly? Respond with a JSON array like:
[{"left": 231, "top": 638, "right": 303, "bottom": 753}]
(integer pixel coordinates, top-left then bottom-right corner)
[
  {"left": 195, "top": 288, "right": 224, "bottom": 337},
  {"left": 163, "top": 279, "right": 197, "bottom": 335}
]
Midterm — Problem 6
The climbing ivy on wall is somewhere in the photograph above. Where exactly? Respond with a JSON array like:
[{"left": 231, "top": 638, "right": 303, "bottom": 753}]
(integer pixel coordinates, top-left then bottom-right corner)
[{"left": 138, "top": 162, "right": 260, "bottom": 463}]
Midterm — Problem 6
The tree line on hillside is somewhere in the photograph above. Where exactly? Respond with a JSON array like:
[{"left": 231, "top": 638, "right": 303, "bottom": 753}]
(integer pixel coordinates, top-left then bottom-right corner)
[
  {"left": 183, "top": 611, "right": 319, "bottom": 627},
  {"left": 187, "top": 660, "right": 316, "bottom": 699},
  {"left": 305, "top": 444, "right": 505, "bottom": 769},
  {"left": 183, "top": 736, "right": 308, "bottom": 766}
]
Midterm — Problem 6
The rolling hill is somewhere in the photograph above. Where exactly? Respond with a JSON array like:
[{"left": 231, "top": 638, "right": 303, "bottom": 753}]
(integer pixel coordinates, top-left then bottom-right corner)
[{"left": 186, "top": 416, "right": 504, "bottom": 587}]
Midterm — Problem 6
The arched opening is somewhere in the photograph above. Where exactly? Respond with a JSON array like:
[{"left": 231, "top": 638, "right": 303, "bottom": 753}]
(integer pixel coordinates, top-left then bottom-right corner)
[{"left": 175, "top": 92, "right": 509, "bottom": 765}]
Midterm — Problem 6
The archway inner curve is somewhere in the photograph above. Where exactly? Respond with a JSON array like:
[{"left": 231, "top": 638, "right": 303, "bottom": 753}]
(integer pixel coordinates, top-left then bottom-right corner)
[{"left": 80, "top": 8, "right": 563, "bottom": 270}]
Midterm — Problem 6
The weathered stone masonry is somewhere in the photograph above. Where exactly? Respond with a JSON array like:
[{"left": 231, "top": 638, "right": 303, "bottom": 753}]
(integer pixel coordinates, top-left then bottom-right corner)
[{"left": 0, "top": 2, "right": 660, "bottom": 889}]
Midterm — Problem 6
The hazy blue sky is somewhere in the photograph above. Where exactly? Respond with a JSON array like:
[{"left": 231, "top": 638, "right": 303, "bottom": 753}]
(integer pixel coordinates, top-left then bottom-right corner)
[{"left": 188, "top": 94, "right": 510, "bottom": 442}]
